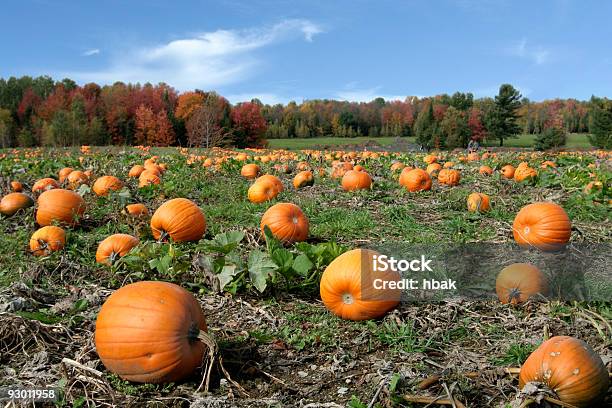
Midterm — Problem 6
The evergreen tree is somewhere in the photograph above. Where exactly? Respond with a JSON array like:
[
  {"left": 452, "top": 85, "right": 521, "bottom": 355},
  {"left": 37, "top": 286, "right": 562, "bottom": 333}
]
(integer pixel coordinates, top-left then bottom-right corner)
[
  {"left": 440, "top": 106, "right": 470, "bottom": 149},
  {"left": 485, "top": 84, "right": 522, "bottom": 146},
  {"left": 415, "top": 101, "right": 435, "bottom": 148},
  {"left": 588, "top": 97, "right": 612, "bottom": 148}
]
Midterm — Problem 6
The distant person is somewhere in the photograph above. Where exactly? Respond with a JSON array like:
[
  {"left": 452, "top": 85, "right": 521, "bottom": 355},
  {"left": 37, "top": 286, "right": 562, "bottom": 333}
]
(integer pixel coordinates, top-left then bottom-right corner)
[{"left": 467, "top": 139, "right": 480, "bottom": 153}]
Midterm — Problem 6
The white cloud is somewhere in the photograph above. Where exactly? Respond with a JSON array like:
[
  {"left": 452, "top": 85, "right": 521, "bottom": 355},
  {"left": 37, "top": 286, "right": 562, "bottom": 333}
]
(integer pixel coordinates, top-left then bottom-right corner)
[
  {"left": 507, "top": 39, "right": 551, "bottom": 65},
  {"left": 81, "top": 49, "right": 100, "bottom": 57},
  {"left": 64, "top": 19, "right": 322, "bottom": 90},
  {"left": 335, "top": 85, "right": 406, "bottom": 102}
]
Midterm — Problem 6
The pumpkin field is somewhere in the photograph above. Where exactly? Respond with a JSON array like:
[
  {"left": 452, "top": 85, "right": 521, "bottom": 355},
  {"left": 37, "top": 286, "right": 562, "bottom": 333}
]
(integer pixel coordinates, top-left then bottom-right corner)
[{"left": 0, "top": 145, "right": 611, "bottom": 407}]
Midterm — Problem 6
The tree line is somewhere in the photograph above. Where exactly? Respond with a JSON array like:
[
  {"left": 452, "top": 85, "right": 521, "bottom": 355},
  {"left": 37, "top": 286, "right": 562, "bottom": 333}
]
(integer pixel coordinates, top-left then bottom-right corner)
[{"left": 0, "top": 76, "right": 610, "bottom": 149}]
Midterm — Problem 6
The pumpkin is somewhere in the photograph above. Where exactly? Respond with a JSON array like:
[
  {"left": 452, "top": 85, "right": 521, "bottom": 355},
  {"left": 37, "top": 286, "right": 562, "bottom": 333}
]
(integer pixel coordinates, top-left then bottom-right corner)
[
  {"left": 10, "top": 181, "right": 23, "bottom": 192},
  {"left": 519, "top": 336, "right": 609, "bottom": 407},
  {"left": 248, "top": 179, "right": 280, "bottom": 203},
  {"left": 467, "top": 192, "right": 490, "bottom": 213},
  {"left": 260, "top": 203, "right": 309, "bottom": 244},
  {"left": 443, "top": 161, "right": 454, "bottom": 168},
  {"left": 437, "top": 169, "right": 461, "bottom": 186},
  {"left": 36, "top": 189, "right": 85, "bottom": 227},
  {"left": 151, "top": 198, "right": 206, "bottom": 242},
  {"left": 66, "top": 170, "right": 89, "bottom": 189},
  {"left": 320, "top": 249, "right": 401, "bottom": 321},
  {"left": 467, "top": 152, "right": 479, "bottom": 161},
  {"left": 96, "top": 234, "right": 139, "bottom": 265},
  {"left": 495, "top": 263, "right": 548, "bottom": 304},
  {"left": 341, "top": 170, "right": 372, "bottom": 191},
  {"left": 293, "top": 171, "right": 314, "bottom": 189},
  {"left": 478, "top": 165, "right": 493, "bottom": 176},
  {"left": 390, "top": 162, "right": 405, "bottom": 172},
  {"left": 0, "top": 192, "right": 34, "bottom": 216},
  {"left": 95, "top": 281, "right": 210, "bottom": 383},
  {"left": 129, "top": 165, "right": 145, "bottom": 178},
  {"left": 125, "top": 203, "right": 149, "bottom": 217},
  {"left": 241, "top": 164, "right": 261, "bottom": 179},
  {"left": 399, "top": 168, "right": 432, "bottom": 192},
  {"left": 58, "top": 167, "right": 74, "bottom": 183},
  {"left": 255, "top": 174, "right": 284, "bottom": 192},
  {"left": 513, "top": 202, "right": 571, "bottom": 251},
  {"left": 139, "top": 170, "right": 161, "bottom": 187},
  {"left": 296, "top": 161, "right": 310, "bottom": 171},
  {"left": 514, "top": 165, "right": 537, "bottom": 182},
  {"left": 92, "top": 176, "right": 123, "bottom": 196},
  {"left": 423, "top": 154, "right": 438, "bottom": 164},
  {"left": 540, "top": 160, "right": 556, "bottom": 168},
  {"left": 32, "top": 178, "right": 59, "bottom": 194},
  {"left": 353, "top": 165, "right": 365, "bottom": 172},
  {"left": 426, "top": 163, "right": 442, "bottom": 176},
  {"left": 501, "top": 165, "right": 515, "bottom": 179},
  {"left": 29, "top": 226, "right": 66, "bottom": 256}
]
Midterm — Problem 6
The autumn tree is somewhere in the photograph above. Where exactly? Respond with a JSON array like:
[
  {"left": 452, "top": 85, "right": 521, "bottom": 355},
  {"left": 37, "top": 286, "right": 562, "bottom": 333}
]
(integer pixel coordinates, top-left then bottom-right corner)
[
  {"left": 134, "top": 105, "right": 156, "bottom": 145},
  {"left": 231, "top": 102, "right": 267, "bottom": 148},
  {"left": 186, "top": 94, "right": 231, "bottom": 148},
  {"left": 440, "top": 107, "right": 470, "bottom": 149},
  {"left": 175, "top": 91, "right": 206, "bottom": 121},
  {"left": 467, "top": 107, "right": 486, "bottom": 141}
]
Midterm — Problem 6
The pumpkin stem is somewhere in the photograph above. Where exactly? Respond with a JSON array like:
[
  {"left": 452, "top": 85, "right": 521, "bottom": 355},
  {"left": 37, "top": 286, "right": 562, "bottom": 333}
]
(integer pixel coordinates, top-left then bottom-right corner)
[
  {"left": 508, "top": 288, "right": 522, "bottom": 304},
  {"left": 342, "top": 293, "right": 354, "bottom": 305}
]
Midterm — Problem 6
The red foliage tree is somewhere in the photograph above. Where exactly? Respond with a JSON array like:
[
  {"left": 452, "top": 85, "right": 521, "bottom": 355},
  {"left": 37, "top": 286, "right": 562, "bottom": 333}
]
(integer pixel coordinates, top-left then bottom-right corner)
[
  {"left": 17, "top": 88, "right": 42, "bottom": 124},
  {"left": 175, "top": 92, "right": 205, "bottom": 121},
  {"left": 468, "top": 107, "right": 487, "bottom": 141},
  {"left": 231, "top": 102, "right": 267, "bottom": 148}
]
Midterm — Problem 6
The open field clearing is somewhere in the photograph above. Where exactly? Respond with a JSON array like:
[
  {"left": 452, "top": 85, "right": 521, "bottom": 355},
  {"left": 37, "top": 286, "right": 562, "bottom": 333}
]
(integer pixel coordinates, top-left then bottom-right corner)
[{"left": 0, "top": 146, "right": 610, "bottom": 407}]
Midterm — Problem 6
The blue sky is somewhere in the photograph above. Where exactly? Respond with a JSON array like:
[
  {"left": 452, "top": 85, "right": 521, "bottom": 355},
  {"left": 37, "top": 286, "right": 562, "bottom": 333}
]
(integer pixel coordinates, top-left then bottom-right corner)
[{"left": 2, "top": 0, "right": 611, "bottom": 103}]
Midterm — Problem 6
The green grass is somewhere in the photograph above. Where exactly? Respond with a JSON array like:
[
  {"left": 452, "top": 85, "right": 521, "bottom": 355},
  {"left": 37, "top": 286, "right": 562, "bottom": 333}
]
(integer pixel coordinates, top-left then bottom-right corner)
[
  {"left": 267, "top": 133, "right": 592, "bottom": 150},
  {"left": 268, "top": 136, "right": 397, "bottom": 149}
]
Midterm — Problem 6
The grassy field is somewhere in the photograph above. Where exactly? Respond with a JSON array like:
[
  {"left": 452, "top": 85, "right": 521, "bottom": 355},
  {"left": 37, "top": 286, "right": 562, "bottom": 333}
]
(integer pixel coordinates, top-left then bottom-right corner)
[
  {"left": 0, "top": 146, "right": 610, "bottom": 406},
  {"left": 268, "top": 133, "right": 592, "bottom": 150}
]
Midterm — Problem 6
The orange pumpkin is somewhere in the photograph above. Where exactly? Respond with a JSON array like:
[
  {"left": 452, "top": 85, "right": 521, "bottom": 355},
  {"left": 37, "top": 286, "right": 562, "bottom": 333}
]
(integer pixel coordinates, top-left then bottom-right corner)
[
  {"left": 96, "top": 234, "right": 140, "bottom": 265},
  {"left": 437, "top": 169, "right": 461, "bottom": 186},
  {"left": 423, "top": 154, "right": 438, "bottom": 164},
  {"left": 514, "top": 165, "right": 537, "bottom": 182},
  {"left": 92, "top": 176, "right": 123, "bottom": 196},
  {"left": 248, "top": 179, "right": 280, "bottom": 203},
  {"left": 255, "top": 174, "right": 284, "bottom": 192},
  {"left": 128, "top": 165, "right": 145, "bottom": 178},
  {"left": 36, "top": 189, "right": 85, "bottom": 227},
  {"left": 0, "top": 192, "right": 34, "bottom": 216},
  {"left": 151, "top": 198, "right": 206, "bottom": 242},
  {"left": 58, "top": 167, "right": 74, "bottom": 183},
  {"left": 425, "top": 163, "right": 442, "bottom": 176},
  {"left": 29, "top": 226, "right": 66, "bottom": 256},
  {"left": 501, "top": 165, "right": 515, "bottom": 179},
  {"left": 399, "top": 168, "right": 432, "bottom": 192},
  {"left": 32, "top": 178, "right": 59, "bottom": 194},
  {"left": 353, "top": 165, "right": 365, "bottom": 172},
  {"left": 139, "top": 170, "right": 161, "bottom": 187},
  {"left": 320, "top": 249, "right": 401, "bottom": 321},
  {"left": 495, "top": 263, "right": 548, "bottom": 304},
  {"left": 240, "top": 163, "right": 261, "bottom": 179},
  {"left": 260, "top": 203, "right": 309, "bottom": 244},
  {"left": 478, "top": 165, "right": 493, "bottom": 176},
  {"left": 467, "top": 192, "right": 490, "bottom": 213},
  {"left": 10, "top": 181, "right": 23, "bottom": 192},
  {"left": 390, "top": 162, "right": 405, "bottom": 172},
  {"left": 513, "top": 202, "right": 571, "bottom": 251},
  {"left": 341, "top": 170, "right": 372, "bottom": 191},
  {"left": 443, "top": 161, "right": 454, "bottom": 168},
  {"left": 95, "top": 281, "right": 210, "bottom": 383},
  {"left": 519, "top": 336, "right": 609, "bottom": 407},
  {"left": 467, "top": 152, "right": 479, "bottom": 161},
  {"left": 293, "top": 171, "right": 314, "bottom": 189},
  {"left": 124, "top": 203, "right": 149, "bottom": 217},
  {"left": 66, "top": 170, "right": 88, "bottom": 189}
]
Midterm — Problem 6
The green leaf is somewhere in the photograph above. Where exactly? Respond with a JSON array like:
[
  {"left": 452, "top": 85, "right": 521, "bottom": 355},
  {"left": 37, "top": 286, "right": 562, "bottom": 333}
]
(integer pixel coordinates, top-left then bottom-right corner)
[
  {"left": 248, "top": 250, "right": 278, "bottom": 293},
  {"left": 263, "top": 225, "right": 282, "bottom": 253},
  {"left": 292, "top": 253, "right": 314, "bottom": 276},
  {"left": 389, "top": 373, "right": 401, "bottom": 392},
  {"left": 200, "top": 230, "right": 245, "bottom": 254},
  {"left": 271, "top": 248, "right": 294, "bottom": 272},
  {"left": 218, "top": 264, "right": 238, "bottom": 291},
  {"left": 72, "top": 299, "right": 88, "bottom": 312}
]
